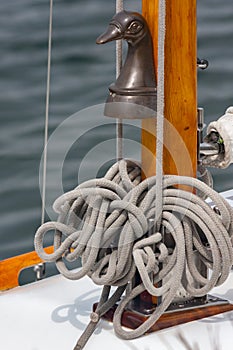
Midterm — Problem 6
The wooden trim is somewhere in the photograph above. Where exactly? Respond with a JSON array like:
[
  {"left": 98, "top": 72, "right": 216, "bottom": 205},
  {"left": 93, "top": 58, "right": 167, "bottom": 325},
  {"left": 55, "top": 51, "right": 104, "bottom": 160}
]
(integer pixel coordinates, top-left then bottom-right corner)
[
  {"left": 141, "top": 0, "right": 197, "bottom": 179},
  {"left": 94, "top": 301, "right": 233, "bottom": 333},
  {"left": 0, "top": 247, "right": 53, "bottom": 291}
]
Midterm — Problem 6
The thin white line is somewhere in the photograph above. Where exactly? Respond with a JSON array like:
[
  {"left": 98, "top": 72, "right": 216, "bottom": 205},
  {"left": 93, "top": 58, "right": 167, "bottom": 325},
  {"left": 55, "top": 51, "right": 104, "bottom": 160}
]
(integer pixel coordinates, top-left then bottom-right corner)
[
  {"left": 116, "top": 0, "right": 124, "bottom": 160},
  {"left": 41, "top": 0, "right": 53, "bottom": 225},
  {"left": 155, "top": 0, "right": 166, "bottom": 225}
]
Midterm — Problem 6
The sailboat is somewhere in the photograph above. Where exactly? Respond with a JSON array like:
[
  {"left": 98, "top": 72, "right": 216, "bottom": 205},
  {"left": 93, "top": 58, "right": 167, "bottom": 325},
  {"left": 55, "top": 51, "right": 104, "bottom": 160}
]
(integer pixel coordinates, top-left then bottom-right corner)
[{"left": 1, "top": 1, "right": 233, "bottom": 349}]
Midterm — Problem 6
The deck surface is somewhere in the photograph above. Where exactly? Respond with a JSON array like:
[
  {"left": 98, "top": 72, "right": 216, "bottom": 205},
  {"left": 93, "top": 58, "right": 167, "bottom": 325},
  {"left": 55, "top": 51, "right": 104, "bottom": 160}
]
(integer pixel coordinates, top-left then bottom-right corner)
[
  {"left": 0, "top": 268, "right": 233, "bottom": 349},
  {"left": 1, "top": 189, "right": 233, "bottom": 350}
]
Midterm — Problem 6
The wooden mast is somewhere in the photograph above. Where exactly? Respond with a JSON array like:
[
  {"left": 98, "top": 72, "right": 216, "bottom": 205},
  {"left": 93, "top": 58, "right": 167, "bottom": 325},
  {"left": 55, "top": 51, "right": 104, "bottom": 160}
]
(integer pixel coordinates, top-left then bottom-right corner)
[
  {"left": 141, "top": 0, "right": 197, "bottom": 179},
  {"left": 140, "top": 0, "right": 197, "bottom": 307}
]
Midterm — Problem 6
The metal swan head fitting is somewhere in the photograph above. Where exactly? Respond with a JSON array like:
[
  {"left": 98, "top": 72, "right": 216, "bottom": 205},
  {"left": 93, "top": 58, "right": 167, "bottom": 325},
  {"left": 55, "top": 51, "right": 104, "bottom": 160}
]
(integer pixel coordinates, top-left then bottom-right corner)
[
  {"left": 96, "top": 11, "right": 146, "bottom": 45},
  {"left": 96, "top": 10, "right": 157, "bottom": 119}
]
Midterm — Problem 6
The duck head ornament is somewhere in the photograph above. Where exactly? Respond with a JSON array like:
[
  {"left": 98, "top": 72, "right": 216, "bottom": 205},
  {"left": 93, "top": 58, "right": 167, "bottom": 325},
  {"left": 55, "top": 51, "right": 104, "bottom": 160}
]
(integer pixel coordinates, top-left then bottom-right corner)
[{"left": 96, "top": 10, "right": 157, "bottom": 119}]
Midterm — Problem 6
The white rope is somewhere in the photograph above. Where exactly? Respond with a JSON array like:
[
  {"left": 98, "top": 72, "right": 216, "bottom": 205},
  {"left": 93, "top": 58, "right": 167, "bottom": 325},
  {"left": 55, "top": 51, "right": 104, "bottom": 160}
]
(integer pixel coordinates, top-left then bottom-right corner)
[
  {"left": 116, "top": 0, "right": 123, "bottom": 76},
  {"left": 35, "top": 159, "right": 233, "bottom": 347},
  {"left": 41, "top": 0, "right": 53, "bottom": 225},
  {"left": 155, "top": 0, "right": 166, "bottom": 225},
  {"left": 116, "top": 0, "right": 124, "bottom": 160}
]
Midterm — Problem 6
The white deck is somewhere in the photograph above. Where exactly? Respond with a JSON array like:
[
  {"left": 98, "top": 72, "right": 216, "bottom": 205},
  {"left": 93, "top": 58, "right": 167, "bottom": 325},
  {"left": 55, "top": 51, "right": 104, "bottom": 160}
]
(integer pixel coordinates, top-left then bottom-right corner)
[
  {"left": 1, "top": 188, "right": 233, "bottom": 350},
  {"left": 0, "top": 269, "right": 233, "bottom": 350}
]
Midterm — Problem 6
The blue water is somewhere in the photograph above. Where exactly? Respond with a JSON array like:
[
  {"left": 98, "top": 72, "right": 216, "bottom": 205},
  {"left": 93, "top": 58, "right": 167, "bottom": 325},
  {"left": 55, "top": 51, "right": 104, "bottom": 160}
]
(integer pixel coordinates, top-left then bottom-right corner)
[{"left": 0, "top": 0, "right": 233, "bottom": 260}]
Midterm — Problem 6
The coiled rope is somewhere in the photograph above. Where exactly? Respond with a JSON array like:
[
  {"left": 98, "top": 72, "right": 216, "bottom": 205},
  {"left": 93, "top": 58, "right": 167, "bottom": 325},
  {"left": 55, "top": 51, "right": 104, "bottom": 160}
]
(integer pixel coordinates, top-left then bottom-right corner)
[{"left": 35, "top": 159, "right": 233, "bottom": 347}]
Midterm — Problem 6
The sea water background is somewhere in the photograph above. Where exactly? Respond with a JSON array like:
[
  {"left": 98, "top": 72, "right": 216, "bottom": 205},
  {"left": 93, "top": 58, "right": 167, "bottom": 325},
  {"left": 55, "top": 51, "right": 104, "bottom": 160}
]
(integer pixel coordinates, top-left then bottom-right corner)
[{"left": 0, "top": 0, "right": 233, "bottom": 261}]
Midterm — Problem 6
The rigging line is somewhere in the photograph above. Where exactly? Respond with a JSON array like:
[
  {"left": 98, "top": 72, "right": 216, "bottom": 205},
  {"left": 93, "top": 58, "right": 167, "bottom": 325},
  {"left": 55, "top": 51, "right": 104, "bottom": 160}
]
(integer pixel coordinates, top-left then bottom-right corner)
[
  {"left": 116, "top": 0, "right": 124, "bottom": 160},
  {"left": 41, "top": 0, "right": 53, "bottom": 225},
  {"left": 155, "top": 0, "right": 166, "bottom": 225}
]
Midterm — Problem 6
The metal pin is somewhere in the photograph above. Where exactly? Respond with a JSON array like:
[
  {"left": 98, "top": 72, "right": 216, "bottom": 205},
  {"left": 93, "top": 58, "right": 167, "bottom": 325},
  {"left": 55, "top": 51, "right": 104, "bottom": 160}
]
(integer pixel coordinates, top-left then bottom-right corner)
[
  {"left": 33, "top": 263, "right": 46, "bottom": 281},
  {"left": 197, "top": 58, "right": 209, "bottom": 70}
]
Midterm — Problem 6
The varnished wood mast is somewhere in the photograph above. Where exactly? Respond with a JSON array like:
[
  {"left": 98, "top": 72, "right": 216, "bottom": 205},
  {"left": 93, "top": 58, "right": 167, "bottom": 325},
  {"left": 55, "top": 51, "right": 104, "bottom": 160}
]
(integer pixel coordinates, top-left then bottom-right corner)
[
  {"left": 141, "top": 0, "right": 197, "bottom": 178},
  {"left": 141, "top": 0, "right": 197, "bottom": 306}
]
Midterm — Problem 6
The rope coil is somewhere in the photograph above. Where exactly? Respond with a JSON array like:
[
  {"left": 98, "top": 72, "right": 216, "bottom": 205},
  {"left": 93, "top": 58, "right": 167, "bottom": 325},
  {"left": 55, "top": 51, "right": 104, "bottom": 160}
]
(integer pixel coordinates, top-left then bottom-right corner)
[{"left": 35, "top": 159, "right": 233, "bottom": 346}]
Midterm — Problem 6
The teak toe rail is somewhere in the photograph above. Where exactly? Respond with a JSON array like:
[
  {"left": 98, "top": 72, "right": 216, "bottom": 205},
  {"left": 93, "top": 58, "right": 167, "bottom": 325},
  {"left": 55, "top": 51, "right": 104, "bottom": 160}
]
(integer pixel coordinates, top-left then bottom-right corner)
[{"left": 0, "top": 246, "right": 53, "bottom": 291}]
